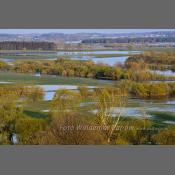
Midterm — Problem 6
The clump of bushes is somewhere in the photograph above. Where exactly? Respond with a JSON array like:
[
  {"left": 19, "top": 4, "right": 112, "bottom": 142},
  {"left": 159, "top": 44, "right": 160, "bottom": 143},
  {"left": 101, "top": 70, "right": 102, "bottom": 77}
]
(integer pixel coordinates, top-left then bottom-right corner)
[{"left": 118, "top": 80, "right": 175, "bottom": 98}]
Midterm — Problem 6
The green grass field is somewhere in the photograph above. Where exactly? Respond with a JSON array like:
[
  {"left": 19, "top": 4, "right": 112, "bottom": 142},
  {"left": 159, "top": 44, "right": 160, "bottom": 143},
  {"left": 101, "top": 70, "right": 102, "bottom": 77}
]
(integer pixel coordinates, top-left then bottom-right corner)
[{"left": 0, "top": 72, "right": 114, "bottom": 86}]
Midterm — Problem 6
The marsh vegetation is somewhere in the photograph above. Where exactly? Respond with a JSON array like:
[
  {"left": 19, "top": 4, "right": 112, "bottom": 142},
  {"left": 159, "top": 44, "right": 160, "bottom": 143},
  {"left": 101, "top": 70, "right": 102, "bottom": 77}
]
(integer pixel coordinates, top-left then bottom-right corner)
[{"left": 0, "top": 50, "right": 174, "bottom": 145}]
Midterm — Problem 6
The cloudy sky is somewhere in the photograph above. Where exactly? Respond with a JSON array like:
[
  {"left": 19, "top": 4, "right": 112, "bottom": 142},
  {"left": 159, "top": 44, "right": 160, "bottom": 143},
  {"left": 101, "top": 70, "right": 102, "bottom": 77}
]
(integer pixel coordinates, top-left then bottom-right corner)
[{"left": 0, "top": 29, "right": 175, "bottom": 34}]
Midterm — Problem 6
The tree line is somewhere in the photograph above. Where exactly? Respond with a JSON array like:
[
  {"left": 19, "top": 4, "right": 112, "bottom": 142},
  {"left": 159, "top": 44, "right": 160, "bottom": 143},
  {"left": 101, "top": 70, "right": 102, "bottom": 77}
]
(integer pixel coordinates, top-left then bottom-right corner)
[
  {"left": 1, "top": 56, "right": 175, "bottom": 82},
  {"left": 0, "top": 41, "right": 56, "bottom": 51},
  {"left": 126, "top": 51, "right": 175, "bottom": 71},
  {"left": 12, "top": 58, "right": 174, "bottom": 81},
  {"left": 82, "top": 37, "right": 175, "bottom": 44}
]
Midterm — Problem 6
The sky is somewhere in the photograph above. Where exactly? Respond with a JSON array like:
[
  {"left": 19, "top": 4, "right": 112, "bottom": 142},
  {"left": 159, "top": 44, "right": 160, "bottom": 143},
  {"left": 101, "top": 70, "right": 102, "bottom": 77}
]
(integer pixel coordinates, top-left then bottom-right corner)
[{"left": 0, "top": 29, "right": 175, "bottom": 34}]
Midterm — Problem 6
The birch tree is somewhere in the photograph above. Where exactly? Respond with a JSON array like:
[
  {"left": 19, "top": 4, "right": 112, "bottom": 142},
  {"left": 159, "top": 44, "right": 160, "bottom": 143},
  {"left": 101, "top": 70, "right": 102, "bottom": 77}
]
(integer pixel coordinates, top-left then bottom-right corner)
[{"left": 93, "top": 87, "right": 127, "bottom": 143}]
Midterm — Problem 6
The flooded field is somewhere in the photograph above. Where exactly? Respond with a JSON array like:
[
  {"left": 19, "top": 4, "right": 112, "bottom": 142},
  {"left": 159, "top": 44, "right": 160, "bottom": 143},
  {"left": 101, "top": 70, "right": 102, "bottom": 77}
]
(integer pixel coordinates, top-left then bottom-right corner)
[
  {"left": 37, "top": 84, "right": 95, "bottom": 101},
  {"left": 0, "top": 50, "right": 175, "bottom": 125},
  {"left": 0, "top": 50, "right": 141, "bottom": 66},
  {"left": 37, "top": 82, "right": 175, "bottom": 124},
  {"left": 57, "top": 50, "right": 141, "bottom": 55}
]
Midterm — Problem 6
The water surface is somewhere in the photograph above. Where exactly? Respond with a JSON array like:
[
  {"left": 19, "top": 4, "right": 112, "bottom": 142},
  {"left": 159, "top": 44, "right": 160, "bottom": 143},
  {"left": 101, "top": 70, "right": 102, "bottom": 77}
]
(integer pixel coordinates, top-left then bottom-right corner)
[
  {"left": 150, "top": 70, "right": 175, "bottom": 77},
  {"left": 37, "top": 85, "right": 95, "bottom": 101},
  {"left": 70, "top": 56, "right": 128, "bottom": 66},
  {"left": 57, "top": 50, "right": 141, "bottom": 55}
]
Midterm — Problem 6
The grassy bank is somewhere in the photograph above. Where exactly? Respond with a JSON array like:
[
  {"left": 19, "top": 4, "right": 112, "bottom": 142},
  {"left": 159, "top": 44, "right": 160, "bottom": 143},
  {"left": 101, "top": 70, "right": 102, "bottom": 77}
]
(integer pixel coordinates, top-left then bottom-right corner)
[
  {"left": 150, "top": 111, "right": 175, "bottom": 121},
  {"left": 0, "top": 72, "right": 114, "bottom": 86}
]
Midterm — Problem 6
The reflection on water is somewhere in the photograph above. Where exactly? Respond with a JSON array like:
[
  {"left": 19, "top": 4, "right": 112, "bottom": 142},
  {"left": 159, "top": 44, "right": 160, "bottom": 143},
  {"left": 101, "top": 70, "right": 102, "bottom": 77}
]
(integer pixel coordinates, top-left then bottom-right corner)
[
  {"left": 12, "top": 133, "right": 17, "bottom": 144},
  {"left": 56, "top": 50, "right": 141, "bottom": 66},
  {"left": 111, "top": 107, "right": 151, "bottom": 118},
  {"left": 90, "top": 97, "right": 175, "bottom": 121},
  {"left": 37, "top": 85, "right": 79, "bottom": 91},
  {"left": 91, "top": 107, "right": 151, "bottom": 118},
  {"left": 34, "top": 73, "right": 41, "bottom": 77},
  {"left": 37, "top": 85, "right": 95, "bottom": 101},
  {"left": 0, "top": 81, "right": 13, "bottom": 84},
  {"left": 38, "top": 85, "right": 95, "bottom": 91},
  {"left": 150, "top": 70, "right": 175, "bottom": 77},
  {"left": 31, "top": 83, "right": 175, "bottom": 124},
  {"left": 149, "top": 80, "right": 175, "bottom": 83},
  {"left": 163, "top": 121, "right": 175, "bottom": 124},
  {"left": 166, "top": 100, "right": 175, "bottom": 104},
  {"left": 93, "top": 56, "right": 128, "bottom": 66},
  {"left": 57, "top": 50, "right": 141, "bottom": 55},
  {"left": 0, "top": 58, "right": 15, "bottom": 63},
  {"left": 39, "top": 84, "right": 175, "bottom": 119},
  {"left": 44, "top": 91, "right": 55, "bottom": 101},
  {"left": 71, "top": 56, "right": 128, "bottom": 66},
  {"left": 39, "top": 85, "right": 78, "bottom": 101},
  {"left": 127, "top": 97, "right": 175, "bottom": 115},
  {"left": 0, "top": 50, "right": 141, "bottom": 66}
]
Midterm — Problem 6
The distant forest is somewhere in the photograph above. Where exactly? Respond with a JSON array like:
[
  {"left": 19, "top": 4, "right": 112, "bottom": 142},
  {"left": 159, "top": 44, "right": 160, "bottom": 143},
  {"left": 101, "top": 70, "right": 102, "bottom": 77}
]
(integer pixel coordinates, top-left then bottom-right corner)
[
  {"left": 82, "top": 37, "right": 175, "bottom": 44},
  {"left": 0, "top": 41, "right": 57, "bottom": 50}
]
